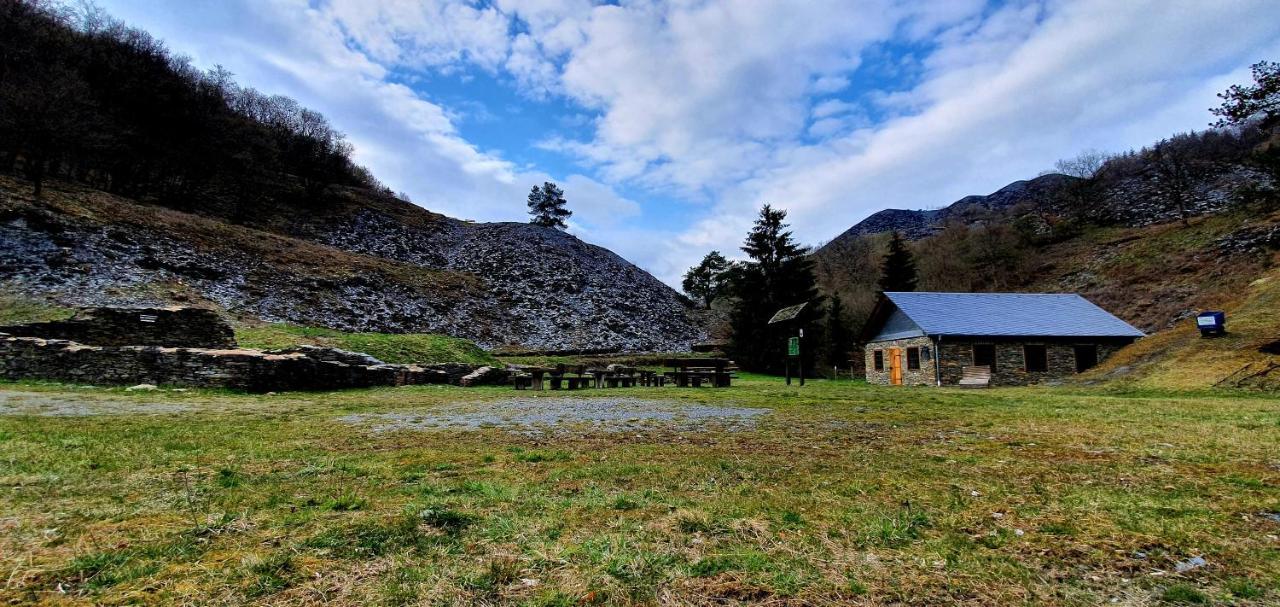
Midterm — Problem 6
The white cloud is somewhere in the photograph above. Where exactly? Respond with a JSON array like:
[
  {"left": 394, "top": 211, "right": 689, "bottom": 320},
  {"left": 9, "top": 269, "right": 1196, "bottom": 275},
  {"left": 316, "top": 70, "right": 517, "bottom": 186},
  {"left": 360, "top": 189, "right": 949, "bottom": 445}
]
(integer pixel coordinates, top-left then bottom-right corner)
[
  {"left": 99, "top": 0, "right": 1280, "bottom": 288},
  {"left": 320, "top": 0, "right": 511, "bottom": 72},
  {"left": 656, "top": 0, "right": 1280, "bottom": 284}
]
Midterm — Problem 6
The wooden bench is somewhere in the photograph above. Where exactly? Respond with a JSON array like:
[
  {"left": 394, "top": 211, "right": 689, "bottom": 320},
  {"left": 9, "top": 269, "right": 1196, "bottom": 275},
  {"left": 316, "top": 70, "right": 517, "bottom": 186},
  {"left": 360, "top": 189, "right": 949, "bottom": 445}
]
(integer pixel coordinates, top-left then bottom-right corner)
[
  {"left": 665, "top": 358, "right": 734, "bottom": 387},
  {"left": 958, "top": 365, "right": 991, "bottom": 388},
  {"left": 548, "top": 364, "right": 593, "bottom": 390},
  {"left": 513, "top": 367, "right": 552, "bottom": 390}
]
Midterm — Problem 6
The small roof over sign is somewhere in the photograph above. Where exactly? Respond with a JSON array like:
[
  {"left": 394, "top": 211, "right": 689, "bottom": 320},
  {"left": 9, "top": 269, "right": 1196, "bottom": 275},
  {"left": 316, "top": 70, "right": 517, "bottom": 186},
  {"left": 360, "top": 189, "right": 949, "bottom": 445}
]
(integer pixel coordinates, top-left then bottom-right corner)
[{"left": 768, "top": 302, "right": 809, "bottom": 324}]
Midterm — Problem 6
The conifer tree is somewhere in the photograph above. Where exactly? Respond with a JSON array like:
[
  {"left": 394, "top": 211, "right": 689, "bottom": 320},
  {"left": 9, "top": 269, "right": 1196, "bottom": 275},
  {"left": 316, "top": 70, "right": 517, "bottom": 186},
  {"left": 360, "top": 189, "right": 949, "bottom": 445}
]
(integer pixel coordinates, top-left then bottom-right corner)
[
  {"left": 878, "top": 231, "right": 918, "bottom": 292},
  {"left": 823, "top": 295, "right": 851, "bottom": 369},
  {"left": 727, "top": 204, "right": 822, "bottom": 373},
  {"left": 527, "top": 181, "right": 571, "bottom": 229}
]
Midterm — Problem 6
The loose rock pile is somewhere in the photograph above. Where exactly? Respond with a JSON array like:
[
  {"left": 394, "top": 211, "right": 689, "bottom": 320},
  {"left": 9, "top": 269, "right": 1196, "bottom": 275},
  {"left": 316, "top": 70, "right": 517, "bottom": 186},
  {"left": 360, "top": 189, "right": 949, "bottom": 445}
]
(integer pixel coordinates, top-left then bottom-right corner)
[{"left": 0, "top": 181, "right": 706, "bottom": 352}]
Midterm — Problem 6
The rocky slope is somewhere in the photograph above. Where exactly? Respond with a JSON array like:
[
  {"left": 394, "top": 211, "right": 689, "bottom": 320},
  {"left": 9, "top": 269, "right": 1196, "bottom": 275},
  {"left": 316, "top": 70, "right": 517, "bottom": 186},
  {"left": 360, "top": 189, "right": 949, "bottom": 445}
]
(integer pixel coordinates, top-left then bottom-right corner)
[{"left": 0, "top": 177, "right": 704, "bottom": 352}]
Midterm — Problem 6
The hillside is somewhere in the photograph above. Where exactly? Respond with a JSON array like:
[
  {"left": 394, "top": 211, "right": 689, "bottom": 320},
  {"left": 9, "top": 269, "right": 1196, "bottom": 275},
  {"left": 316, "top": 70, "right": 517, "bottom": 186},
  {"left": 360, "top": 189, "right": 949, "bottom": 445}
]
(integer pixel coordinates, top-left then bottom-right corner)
[
  {"left": 812, "top": 127, "right": 1280, "bottom": 388},
  {"left": 1088, "top": 264, "right": 1280, "bottom": 390},
  {"left": 0, "top": 4, "right": 703, "bottom": 353},
  {"left": 0, "top": 176, "right": 703, "bottom": 351}
]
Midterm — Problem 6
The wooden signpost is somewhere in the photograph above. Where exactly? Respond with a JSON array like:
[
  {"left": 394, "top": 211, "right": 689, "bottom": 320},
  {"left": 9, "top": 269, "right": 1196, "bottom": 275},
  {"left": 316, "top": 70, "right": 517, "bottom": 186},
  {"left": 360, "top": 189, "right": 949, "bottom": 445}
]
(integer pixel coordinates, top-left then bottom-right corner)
[{"left": 770, "top": 302, "right": 809, "bottom": 386}]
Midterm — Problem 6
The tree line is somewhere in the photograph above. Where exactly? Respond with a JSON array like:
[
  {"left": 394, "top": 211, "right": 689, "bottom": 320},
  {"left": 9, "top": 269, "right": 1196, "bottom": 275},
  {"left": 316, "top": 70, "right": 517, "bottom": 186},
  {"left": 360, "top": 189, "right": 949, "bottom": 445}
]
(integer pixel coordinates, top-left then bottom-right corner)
[{"left": 0, "top": 0, "right": 378, "bottom": 213}]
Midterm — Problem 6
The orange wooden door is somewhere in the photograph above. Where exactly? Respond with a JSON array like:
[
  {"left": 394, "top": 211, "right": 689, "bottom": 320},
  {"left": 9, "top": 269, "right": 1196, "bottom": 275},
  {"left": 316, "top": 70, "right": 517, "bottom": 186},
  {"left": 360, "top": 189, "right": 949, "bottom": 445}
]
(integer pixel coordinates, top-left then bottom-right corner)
[{"left": 888, "top": 348, "right": 902, "bottom": 385}]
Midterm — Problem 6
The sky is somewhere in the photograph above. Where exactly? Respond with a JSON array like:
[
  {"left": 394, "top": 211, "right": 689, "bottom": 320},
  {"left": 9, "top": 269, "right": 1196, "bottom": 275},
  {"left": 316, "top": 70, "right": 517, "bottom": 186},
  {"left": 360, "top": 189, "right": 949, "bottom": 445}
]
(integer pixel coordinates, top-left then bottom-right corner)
[{"left": 94, "top": 0, "right": 1280, "bottom": 287}]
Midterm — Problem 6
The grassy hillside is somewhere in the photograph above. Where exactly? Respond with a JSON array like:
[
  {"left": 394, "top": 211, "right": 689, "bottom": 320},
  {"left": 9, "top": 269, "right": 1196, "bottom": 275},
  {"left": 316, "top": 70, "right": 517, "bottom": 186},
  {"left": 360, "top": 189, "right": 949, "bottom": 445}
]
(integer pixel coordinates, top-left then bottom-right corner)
[
  {"left": 1088, "top": 265, "right": 1280, "bottom": 390},
  {"left": 0, "top": 296, "right": 76, "bottom": 326},
  {"left": 234, "top": 323, "right": 499, "bottom": 366}
]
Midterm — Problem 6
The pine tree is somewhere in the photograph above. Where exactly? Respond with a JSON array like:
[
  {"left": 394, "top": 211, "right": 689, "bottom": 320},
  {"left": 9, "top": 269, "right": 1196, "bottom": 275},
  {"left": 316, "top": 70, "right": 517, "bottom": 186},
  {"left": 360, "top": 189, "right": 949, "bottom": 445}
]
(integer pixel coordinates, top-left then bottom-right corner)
[
  {"left": 727, "top": 204, "right": 822, "bottom": 373},
  {"left": 823, "top": 295, "right": 851, "bottom": 369},
  {"left": 682, "top": 251, "right": 730, "bottom": 308},
  {"left": 527, "top": 181, "right": 571, "bottom": 229},
  {"left": 878, "top": 231, "right": 918, "bottom": 292}
]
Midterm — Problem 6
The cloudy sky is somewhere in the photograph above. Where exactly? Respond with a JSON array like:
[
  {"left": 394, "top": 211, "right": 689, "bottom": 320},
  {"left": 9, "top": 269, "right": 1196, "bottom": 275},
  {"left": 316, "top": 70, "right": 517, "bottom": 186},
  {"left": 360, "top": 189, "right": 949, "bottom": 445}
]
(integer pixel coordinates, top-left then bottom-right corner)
[{"left": 97, "top": 0, "right": 1279, "bottom": 286}]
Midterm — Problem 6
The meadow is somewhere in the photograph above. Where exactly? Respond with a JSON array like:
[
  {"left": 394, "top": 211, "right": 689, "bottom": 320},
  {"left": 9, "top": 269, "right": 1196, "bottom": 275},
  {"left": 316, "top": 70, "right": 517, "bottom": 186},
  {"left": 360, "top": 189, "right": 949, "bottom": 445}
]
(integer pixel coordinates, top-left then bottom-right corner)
[{"left": 1, "top": 377, "right": 1277, "bottom": 605}]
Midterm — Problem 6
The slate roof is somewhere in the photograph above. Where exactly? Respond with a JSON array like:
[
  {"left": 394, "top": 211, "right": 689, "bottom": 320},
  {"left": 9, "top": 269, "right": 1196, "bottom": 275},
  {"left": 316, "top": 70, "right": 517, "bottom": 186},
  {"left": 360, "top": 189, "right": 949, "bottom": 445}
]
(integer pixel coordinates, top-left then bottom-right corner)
[{"left": 877, "top": 292, "right": 1144, "bottom": 338}]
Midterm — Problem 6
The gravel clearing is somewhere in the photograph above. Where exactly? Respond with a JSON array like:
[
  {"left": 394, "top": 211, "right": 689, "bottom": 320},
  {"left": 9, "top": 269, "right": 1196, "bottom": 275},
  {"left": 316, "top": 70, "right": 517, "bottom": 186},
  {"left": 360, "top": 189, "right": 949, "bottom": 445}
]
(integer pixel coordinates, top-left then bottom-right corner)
[
  {"left": 0, "top": 390, "right": 193, "bottom": 416},
  {"left": 339, "top": 397, "right": 770, "bottom": 436}
]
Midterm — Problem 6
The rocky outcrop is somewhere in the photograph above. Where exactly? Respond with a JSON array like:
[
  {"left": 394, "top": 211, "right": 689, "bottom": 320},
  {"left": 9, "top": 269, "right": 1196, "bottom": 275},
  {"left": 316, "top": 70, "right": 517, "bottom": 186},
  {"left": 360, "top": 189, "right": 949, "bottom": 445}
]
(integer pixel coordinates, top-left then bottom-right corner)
[{"left": 459, "top": 365, "right": 508, "bottom": 387}]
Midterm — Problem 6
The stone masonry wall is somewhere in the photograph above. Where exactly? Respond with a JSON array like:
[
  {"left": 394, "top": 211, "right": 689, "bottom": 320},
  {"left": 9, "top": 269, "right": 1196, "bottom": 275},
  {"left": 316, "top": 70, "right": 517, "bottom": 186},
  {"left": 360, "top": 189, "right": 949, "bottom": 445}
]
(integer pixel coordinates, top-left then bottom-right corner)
[
  {"left": 0, "top": 307, "right": 235, "bottom": 348},
  {"left": 937, "top": 340, "right": 1125, "bottom": 386},
  {"left": 864, "top": 336, "right": 936, "bottom": 386},
  {"left": 0, "top": 335, "right": 503, "bottom": 392}
]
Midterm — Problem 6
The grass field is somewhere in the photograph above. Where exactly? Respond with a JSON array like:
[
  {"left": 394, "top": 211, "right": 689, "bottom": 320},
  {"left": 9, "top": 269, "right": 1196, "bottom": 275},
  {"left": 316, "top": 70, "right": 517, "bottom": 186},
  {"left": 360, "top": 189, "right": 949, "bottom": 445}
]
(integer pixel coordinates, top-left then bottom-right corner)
[
  {"left": 1, "top": 377, "right": 1278, "bottom": 605},
  {"left": 233, "top": 323, "right": 499, "bottom": 366}
]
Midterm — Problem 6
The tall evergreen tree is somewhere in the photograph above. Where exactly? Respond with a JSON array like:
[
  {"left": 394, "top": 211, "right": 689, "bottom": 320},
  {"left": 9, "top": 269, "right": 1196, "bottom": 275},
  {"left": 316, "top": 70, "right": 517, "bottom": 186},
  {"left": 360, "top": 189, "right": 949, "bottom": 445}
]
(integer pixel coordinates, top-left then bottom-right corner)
[
  {"left": 682, "top": 250, "right": 730, "bottom": 308},
  {"left": 823, "top": 295, "right": 851, "bottom": 369},
  {"left": 527, "top": 181, "right": 571, "bottom": 229},
  {"left": 727, "top": 204, "right": 822, "bottom": 373},
  {"left": 878, "top": 231, "right": 918, "bottom": 292}
]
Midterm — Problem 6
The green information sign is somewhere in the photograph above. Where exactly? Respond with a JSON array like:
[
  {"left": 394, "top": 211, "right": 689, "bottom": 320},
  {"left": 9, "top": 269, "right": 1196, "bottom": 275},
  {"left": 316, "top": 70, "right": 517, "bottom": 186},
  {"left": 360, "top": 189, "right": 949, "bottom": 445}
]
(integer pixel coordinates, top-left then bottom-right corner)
[{"left": 787, "top": 336, "right": 800, "bottom": 357}]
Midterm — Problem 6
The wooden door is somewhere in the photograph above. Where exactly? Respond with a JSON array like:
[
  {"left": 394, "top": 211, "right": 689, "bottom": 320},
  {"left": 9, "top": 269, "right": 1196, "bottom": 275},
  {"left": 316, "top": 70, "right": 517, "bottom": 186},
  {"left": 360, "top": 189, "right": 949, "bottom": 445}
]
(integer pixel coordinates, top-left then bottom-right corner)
[{"left": 888, "top": 348, "right": 902, "bottom": 385}]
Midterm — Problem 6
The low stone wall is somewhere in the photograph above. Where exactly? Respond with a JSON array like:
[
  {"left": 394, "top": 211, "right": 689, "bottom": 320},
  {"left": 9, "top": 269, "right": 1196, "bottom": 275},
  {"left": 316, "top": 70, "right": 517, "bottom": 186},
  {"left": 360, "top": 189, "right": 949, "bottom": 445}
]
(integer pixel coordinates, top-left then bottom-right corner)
[
  {"left": 0, "top": 335, "right": 506, "bottom": 392},
  {"left": 0, "top": 306, "right": 235, "bottom": 348}
]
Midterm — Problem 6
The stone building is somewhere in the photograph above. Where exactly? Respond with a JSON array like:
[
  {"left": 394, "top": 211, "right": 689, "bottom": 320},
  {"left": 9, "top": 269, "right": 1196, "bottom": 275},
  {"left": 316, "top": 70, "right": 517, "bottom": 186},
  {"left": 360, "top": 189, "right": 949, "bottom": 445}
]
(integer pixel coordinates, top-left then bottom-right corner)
[{"left": 861, "top": 292, "right": 1143, "bottom": 387}]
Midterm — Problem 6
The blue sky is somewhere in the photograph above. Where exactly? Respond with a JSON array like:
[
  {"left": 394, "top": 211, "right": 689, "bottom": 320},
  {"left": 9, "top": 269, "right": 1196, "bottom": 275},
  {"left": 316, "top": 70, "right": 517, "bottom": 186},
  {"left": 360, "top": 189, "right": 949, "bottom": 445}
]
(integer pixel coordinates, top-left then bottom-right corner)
[{"left": 94, "top": 0, "right": 1280, "bottom": 287}]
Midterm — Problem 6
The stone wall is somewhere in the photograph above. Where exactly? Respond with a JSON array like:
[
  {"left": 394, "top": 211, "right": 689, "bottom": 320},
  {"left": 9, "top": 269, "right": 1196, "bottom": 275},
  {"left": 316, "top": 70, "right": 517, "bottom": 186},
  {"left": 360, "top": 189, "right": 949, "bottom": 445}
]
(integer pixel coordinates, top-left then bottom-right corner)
[
  {"left": 937, "top": 340, "right": 1126, "bottom": 386},
  {"left": 0, "top": 335, "right": 505, "bottom": 392},
  {"left": 864, "top": 336, "right": 937, "bottom": 386},
  {"left": 0, "top": 307, "right": 234, "bottom": 348}
]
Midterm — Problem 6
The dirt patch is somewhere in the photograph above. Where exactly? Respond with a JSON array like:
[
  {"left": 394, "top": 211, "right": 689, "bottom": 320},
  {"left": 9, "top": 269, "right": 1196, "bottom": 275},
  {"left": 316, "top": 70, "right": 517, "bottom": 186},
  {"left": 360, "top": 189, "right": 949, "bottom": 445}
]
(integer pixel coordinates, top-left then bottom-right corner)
[
  {"left": 339, "top": 397, "right": 770, "bottom": 437},
  {"left": 0, "top": 390, "right": 193, "bottom": 416}
]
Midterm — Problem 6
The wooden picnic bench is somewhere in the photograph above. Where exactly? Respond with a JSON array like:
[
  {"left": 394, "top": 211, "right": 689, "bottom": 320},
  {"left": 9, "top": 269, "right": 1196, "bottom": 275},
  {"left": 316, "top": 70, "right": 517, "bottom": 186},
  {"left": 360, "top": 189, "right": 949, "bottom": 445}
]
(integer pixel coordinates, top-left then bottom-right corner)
[
  {"left": 513, "top": 366, "right": 552, "bottom": 390},
  {"left": 516, "top": 364, "right": 667, "bottom": 390},
  {"left": 664, "top": 358, "right": 735, "bottom": 387}
]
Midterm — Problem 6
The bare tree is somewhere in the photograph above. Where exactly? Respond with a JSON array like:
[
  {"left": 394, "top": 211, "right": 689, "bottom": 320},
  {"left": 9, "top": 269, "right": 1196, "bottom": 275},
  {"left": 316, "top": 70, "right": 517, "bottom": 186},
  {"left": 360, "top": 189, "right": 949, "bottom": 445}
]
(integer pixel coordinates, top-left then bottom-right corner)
[
  {"left": 1054, "top": 149, "right": 1109, "bottom": 179},
  {"left": 1150, "top": 137, "right": 1201, "bottom": 227}
]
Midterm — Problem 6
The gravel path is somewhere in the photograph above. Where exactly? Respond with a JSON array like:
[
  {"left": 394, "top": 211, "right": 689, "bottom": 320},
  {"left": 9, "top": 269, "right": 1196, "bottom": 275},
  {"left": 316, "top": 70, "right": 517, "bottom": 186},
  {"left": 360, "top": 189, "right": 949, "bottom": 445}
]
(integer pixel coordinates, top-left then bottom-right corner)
[
  {"left": 339, "top": 396, "right": 769, "bottom": 436},
  {"left": 0, "top": 390, "right": 194, "bottom": 416}
]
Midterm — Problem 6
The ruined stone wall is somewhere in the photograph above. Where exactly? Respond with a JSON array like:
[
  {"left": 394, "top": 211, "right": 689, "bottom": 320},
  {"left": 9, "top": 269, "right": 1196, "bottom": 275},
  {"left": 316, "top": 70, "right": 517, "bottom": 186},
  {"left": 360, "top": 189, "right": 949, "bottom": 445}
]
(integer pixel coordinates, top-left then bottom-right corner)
[
  {"left": 864, "top": 336, "right": 936, "bottom": 386},
  {"left": 0, "top": 307, "right": 235, "bottom": 348},
  {"left": 0, "top": 335, "right": 502, "bottom": 392}
]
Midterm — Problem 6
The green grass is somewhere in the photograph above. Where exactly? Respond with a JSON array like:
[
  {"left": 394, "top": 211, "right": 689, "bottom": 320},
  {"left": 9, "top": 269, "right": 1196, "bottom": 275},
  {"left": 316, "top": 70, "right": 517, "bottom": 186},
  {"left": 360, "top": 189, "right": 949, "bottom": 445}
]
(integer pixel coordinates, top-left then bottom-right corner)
[
  {"left": 0, "top": 295, "right": 76, "bottom": 325},
  {"left": 233, "top": 322, "right": 499, "bottom": 365},
  {"left": 1, "top": 377, "right": 1277, "bottom": 605}
]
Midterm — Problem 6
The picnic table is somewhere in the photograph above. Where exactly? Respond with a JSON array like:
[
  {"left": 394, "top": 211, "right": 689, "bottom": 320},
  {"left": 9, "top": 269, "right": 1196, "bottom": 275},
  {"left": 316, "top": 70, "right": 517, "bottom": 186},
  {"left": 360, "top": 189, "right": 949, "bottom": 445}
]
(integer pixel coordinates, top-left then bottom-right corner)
[
  {"left": 514, "top": 364, "right": 663, "bottom": 390},
  {"left": 664, "top": 358, "right": 735, "bottom": 387}
]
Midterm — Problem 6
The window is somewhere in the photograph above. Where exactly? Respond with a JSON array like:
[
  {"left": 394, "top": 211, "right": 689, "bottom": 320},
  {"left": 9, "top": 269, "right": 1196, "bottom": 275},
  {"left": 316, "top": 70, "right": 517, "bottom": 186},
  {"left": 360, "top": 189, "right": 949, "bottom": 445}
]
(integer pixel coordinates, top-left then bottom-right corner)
[
  {"left": 1024, "top": 344, "right": 1048, "bottom": 372},
  {"left": 873, "top": 350, "right": 884, "bottom": 372},
  {"left": 906, "top": 347, "right": 921, "bottom": 370},
  {"left": 973, "top": 344, "right": 996, "bottom": 371},
  {"left": 1073, "top": 344, "right": 1098, "bottom": 373}
]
